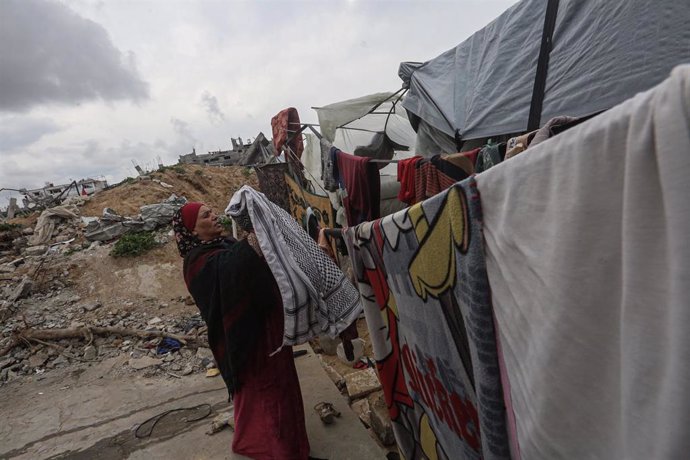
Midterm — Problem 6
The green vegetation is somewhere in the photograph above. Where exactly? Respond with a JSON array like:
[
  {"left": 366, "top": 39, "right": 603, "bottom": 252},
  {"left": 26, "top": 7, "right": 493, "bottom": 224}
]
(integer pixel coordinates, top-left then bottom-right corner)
[
  {"left": 0, "top": 223, "right": 21, "bottom": 232},
  {"left": 194, "top": 169, "right": 204, "bottom": 176},
  {"left": 218, "top": 215, "right": 233, "bottom": 232},
  {"left": 110, "top": 231, "right": 158, "bottom": 258},
  {"left": 242, "top": 167, "right": 253, "bottom": 178}
]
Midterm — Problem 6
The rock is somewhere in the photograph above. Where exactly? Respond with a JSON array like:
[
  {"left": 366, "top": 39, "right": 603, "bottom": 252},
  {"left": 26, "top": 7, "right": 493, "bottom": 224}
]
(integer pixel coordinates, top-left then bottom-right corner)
[
  {"left": 170, "top": 363, "right": 182, "bottom": 372},
  {"left": 129, "top": 356, "right": 162, "bottom": 370},
  {"left": 319, "top": 334, "right": 341, "bottom": 356},
  {"left": 8, "top": 276, "right": 33, "bottom": 302},
  {"left": 6, "top": 370, "right": 19, "bottom": 382},
  {"left": 0, "top": 357, "right": 17, "bottom": 370},
  {"left": 195, "top": 347, "right": 214, "bottom": 361},
  {"left": 28, "top": 353, "right": 48, "bottom": 368},
  {"left": 83, "top": 302, "right": 102, "bottom": 312},
  {"left": 24, "top": 245, "right": 47, "bottom": 256},
  {"left": 184, "top": 296, "right": 195, "bottom": 306},
  {"left": 83, "top": 345, "right": 97, "bottom": 361},
  {"left": 158, "top": 303, "right": 169, "bottom": 309},
  {"left": 162, "top": 354, "right": 175, "bottom": 362},
  {"left": 206, "top": 411, "right": 234, "bottom": 435},
  {"left": 344, "top": 368, "right": 382, "bottom": 400},
  {"left": 369, "top": 392, "right": 396, "bottom": 446},
  {"left": 350, "top": 398, "right": 372, "bottom": 427},
  {"left": 147, "top": 317, "right": 162, "bottom": 325},
  {"left": 181, "top": 364, "right": 194, "bottom": 376},
  {"left": 22, "top": 228, "right": 34, "bottom": 236},
  {"left": 0, "top": 368, "right": 8, "bottom": 381},
  {"left": 53, "top": 355, "right": 69, "bottom": 366}
]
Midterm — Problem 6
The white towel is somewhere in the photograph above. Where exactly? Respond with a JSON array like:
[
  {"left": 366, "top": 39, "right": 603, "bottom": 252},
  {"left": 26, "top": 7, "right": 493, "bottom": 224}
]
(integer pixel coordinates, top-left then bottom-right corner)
[{"left": 477, "top": 65, "right": 690, "bottom": 459}]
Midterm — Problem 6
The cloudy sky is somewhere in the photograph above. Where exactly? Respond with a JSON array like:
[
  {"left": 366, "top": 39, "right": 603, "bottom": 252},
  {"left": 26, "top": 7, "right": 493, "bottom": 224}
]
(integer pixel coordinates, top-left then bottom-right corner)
[{"left": 0, "top": 0, "right": 517, "bottom": 207}]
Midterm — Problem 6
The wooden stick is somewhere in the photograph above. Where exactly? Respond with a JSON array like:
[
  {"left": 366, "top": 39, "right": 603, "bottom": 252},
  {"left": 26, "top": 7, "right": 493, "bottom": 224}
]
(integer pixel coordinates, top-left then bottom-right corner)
[{"left": 0, "top": 326, "right": 206, "bottom": 357}]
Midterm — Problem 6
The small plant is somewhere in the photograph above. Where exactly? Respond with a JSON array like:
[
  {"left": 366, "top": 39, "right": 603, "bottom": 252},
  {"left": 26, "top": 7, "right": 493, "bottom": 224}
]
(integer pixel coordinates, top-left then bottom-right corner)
[
  {"left": 242, "top": 167, "right": 253, "bottom": 178},
  {"left": 110, "top": 231, "right": 157, "bottom": 258},
  {"left": 172, "top": 165, "right": 186, "bottom": 174},
  {"left": 218, "top": 215, "right": 233, "bottom": 232},
  {"left": 0, "top": 223, "right": 21, "bottom": 232},
  {"left": 194, "top": 169, "right": 204, "bottom": 176}
]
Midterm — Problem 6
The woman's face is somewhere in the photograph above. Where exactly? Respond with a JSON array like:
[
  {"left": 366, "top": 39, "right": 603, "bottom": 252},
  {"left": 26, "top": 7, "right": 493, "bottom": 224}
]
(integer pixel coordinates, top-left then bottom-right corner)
[{"left": 193, "top": 205, "right": 223, "bottom": 241}]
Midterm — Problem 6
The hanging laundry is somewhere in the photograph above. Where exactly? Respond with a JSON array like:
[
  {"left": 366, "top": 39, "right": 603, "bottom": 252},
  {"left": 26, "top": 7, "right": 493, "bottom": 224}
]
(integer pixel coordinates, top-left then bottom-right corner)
[
  {"left": 320, "top": 138, "right": 339, "bottom": 192},
  {"left": 344, "top": 177, "right": 510, "bottom": 460},
  {"left": 477, "top": 65, "right": 690, "bottom": 460},
  {"left": 435, "top": 151, "right": 475, "bottom": 178},
  {"left": 529, "top": 115, "right": 580, "bottom": 148},
  {"left": 458, "top": 147, "right": 481, "bottom": 166},
  {"left": 255, "top": 162, "right": 291, "bottom": 213},
  {"left": 271, "top": 107, "right": 304, "bottom": 159},
  {"left": 504, "top": 131, "right": 536, "bottom": 159},
  {"left": 413, "top": 155, "right": 471, "bottom": 203},
  {"left": 475, "top": 143, "right": 505, "bottom": 173},
  {"left": 284, "top": 174, "right": 336, "bottom": 230},
  {"left": 397, "top": 156, "right": 423, "bottom": 205},
  {"left": 226, "top": 186, "right": 362, "bottom": 347},
  {"left": 335, "top": 151, "right": 380, "bottom": 225}
]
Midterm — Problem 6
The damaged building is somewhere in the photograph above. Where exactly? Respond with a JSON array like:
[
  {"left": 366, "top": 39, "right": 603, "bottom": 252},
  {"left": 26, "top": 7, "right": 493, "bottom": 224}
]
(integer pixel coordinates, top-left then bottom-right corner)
[{"left": 178, "top": 133, "right": 275, "bottom": 167}]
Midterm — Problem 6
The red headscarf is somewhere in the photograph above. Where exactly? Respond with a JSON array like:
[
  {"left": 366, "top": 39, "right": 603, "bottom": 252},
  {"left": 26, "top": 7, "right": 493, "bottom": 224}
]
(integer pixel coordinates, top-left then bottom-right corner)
[{"left": 180, "top": 202, "right": 204, "bottom": 232}]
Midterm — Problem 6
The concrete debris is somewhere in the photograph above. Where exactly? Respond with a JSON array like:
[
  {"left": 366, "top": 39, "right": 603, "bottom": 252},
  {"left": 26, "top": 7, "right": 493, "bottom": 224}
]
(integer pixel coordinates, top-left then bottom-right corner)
[
  {"left": 9, "top": 276, "right": 33, "bottom": 302},
  {"left": 22, "top": 228, "right": 34, "bottom": 236},
  {"left": 84, "top": 221, "right": 127, "bottom": 242},
  {"left": 207, "top": 411, "right": 235, "bottom": 435},
  {"left": 182, "top": 364, "right": 194, "bottom": 376},
  {"left": 28, "top": 353, "right": 49, "bottom": 368},
  {"left": 102, "top": 208, "right": 124, "bottom": 222},
  {"left": 83, "top": 302, "right": 102, "bottom": 312},
  {"left": 129, "top": 356, "right": 162, "bottom": 370},
  {"left": 147, "top": 317, "right": 163, "bottom": 325},
  {"left": 350, "top": 398, "right": 372, "bottom": 427},
  {"left": 83, "top": 345, "right": 97, "bottom": 361},
  {"left": 369, "top": 392, "right": 396, "bottom": 446},
  {"left": 24, "top": 245, "right": 48, "bottom": 257},
  {"left": 344, "top": 368, "right": 382, "bottom": 400},
  {"left": 195, "top": 347, "right": 214, "bottom": 361}
]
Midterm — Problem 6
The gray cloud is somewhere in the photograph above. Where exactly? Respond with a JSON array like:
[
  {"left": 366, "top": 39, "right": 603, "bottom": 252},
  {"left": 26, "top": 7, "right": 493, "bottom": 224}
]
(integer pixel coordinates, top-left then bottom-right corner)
[
  {"left": 170, "top": 117, "right": 198, "bottom": 153},
  {"left": 200, "top": 91, "right": 225, "bottom": 123},
  {"left": 0, "top": 115, "right": 62, "bottom": 151},
  {"left": 0, "top": 0, "right": 149, "bottom": 112}
]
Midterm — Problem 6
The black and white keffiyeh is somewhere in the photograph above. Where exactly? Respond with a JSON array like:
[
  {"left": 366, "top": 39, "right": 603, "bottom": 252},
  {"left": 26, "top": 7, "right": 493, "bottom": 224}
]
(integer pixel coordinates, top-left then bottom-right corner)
[{"left": 226, "top": 186, "right": 362, "bottom": 347}]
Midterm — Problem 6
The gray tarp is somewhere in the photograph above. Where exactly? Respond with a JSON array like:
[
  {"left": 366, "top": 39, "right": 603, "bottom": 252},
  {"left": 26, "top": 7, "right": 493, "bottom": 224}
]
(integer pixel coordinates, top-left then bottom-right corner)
[{"left": 400, "top": 0, "right": 690, "bottom": 141}]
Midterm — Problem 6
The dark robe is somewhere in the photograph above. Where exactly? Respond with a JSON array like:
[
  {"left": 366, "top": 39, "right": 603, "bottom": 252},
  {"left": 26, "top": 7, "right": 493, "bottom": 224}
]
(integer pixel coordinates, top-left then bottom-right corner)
[{"left": 184, "top": 238, "right": 310, "bottom": 459}]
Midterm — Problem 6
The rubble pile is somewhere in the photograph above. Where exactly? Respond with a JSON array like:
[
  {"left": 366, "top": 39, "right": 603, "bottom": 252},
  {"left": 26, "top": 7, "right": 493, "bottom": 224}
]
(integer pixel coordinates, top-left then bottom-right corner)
[{"left": 0, "top": 292, "right": 216, "bottom": 385}]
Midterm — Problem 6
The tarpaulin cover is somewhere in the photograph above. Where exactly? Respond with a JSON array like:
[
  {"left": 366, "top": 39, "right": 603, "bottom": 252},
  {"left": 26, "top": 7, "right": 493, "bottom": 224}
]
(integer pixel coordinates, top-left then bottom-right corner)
[{"left": 400, "top": 0, "right": 690, "bottom": 140}]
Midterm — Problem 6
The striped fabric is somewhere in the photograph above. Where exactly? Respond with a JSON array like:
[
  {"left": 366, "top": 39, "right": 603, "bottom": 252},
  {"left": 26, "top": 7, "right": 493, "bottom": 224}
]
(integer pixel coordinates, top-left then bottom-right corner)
[{"left": 226, "top": 186, "right": 362, "bottom": 348}]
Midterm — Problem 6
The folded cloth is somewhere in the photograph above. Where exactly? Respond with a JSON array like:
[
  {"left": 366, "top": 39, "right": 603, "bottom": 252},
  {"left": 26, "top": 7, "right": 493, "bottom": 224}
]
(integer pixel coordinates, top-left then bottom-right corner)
[{"left": 226, "top": 186, "right": 362, "bottom": 348}]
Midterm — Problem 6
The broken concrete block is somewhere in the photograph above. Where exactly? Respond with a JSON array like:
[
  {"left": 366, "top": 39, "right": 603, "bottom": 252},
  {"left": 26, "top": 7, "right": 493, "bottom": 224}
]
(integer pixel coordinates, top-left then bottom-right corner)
[
  {"left": 369, "top": 392, "right": 396, "bottom": 446},
  {"left": 344, "top": 368, "right": 382, "bottom": 400},
  {"left": 84, "top": 221, "right": 126, "bottom": 242},
  {"left": 140, "top": 203, "right": 180, "bottom": 228},
  {"left": 83, "top": 345, "right": 97, "bottom": 361},
  {"left": 9, "top": 276, "right": 33, "bottom": 302},
  {"left": 147, "top": 317, "right": 163, "bottom": 325},
  {"left": 83, "top": 302, "right": 102, "bottom": 312},
  {"left": 181, "top": 364, "right": 194, "bottom": 376},
  {"left": 129, "top": 356, "right": 162, "bottom": 370},
  {"left": 24, "top": 245, "right": 47, "bottom": 256},
  {"left": 22, "top": 227, "right": 34, "bottom": 236},
  {"left": 28, "top": 353, "right": 48, "bottom": 368},
  {"left": 195, "top": 347, "right": 214, "bottom": 360},
  {"left": 350, "top": 398, "right": 372, "bottom": 427}
]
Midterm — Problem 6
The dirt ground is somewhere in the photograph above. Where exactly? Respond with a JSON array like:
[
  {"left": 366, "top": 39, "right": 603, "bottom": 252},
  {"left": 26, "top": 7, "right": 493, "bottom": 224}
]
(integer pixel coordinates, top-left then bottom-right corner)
[{"left": 81, "top": 165, "right": 259, "bottom": 217}]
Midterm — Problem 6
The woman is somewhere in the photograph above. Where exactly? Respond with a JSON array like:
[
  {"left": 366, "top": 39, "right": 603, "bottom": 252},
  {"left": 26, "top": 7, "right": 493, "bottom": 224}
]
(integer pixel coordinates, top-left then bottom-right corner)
[{"left": 173, "top": 202, "right": 310, "bottom": 459}]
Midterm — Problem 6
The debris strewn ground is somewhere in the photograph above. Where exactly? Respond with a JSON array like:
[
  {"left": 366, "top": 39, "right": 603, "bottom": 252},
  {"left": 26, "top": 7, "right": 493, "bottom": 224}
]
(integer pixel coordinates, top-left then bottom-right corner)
[{"left": 0, "top": 163, "right": 396, "bottom": 457}]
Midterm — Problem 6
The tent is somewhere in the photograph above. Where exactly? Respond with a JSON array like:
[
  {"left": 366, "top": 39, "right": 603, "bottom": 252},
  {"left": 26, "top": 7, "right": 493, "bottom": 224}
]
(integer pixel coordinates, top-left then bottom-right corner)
[
  {"left": 399, "top": 0, "right": 690, "bottom": 151},
  {"left": 305, "top": 92, "right": 419, "bottom": 220}
]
